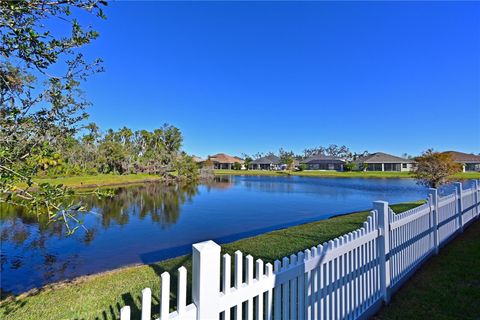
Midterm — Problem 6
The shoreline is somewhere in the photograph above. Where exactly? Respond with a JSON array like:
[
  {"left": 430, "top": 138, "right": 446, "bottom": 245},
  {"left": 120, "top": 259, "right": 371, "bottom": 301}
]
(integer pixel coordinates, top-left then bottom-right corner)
[
  {"left": 31, "top": 171, "right": 480, "bottom": 190},
  {"left": 1, "top": 201, "right": 422, "bottom": 299}
]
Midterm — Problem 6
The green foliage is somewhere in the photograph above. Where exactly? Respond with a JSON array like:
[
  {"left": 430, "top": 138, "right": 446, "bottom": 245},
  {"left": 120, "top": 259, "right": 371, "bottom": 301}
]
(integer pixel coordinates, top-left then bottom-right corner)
[
  {"left": 175, "top": 154, "right": 199, "bottom": 181},
  {"left": 0, "top": 0, "right": 109, "bottom": 234},
  {"left": 243, "top": 156, "right": 253, "bottom": 170},
  {"left": 31, "top": 123, "right": 197, "bottom": 179},
  {"left": 298, "top": 163, "right": 308, "bottom": 171},
  {"left": 0, "top": 0, "right": 200, "bottom": 236},
  {"left": 343, "top": 162, "right": 355, "bottom": 172},
  {"left": 233, "top": 162, "right": 242, "bottom": 170},
  {"left": 279, "top": 148, "right": 295, "bottom": 170}
]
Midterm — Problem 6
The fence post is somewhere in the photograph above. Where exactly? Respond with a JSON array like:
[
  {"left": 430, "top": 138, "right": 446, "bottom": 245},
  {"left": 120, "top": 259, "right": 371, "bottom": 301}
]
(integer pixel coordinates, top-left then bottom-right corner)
[
  {"left": 454, "top": 182, "right": 464, "bottom": 233},
  {"left": 192, "top": 240, "right": 221, "bottom": 319},
  {"left": 374, "top": 200, "right": 391, "bottom": 304},
  {"left": 474, "top": 180, "right": 479, "bottom": 219},
  {"left": 428, "top": 188, "right": 439, "bottom": 254}
]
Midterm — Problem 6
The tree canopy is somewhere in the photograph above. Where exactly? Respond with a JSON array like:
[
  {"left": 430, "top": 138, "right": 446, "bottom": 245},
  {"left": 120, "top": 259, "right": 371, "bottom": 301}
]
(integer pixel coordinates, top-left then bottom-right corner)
[
  {"left": 0, "top": 0, "right": 197, "bottom": 234},
  {"left": 413, "top": 149, "right": 462, "bottom": 188}
]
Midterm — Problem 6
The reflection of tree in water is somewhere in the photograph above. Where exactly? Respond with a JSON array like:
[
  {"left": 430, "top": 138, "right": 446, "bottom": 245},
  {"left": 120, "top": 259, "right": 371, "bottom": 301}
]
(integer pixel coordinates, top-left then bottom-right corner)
[
  {"left": 0, "top": 182, "right": 199, "bottom": 293},
  {"left": 0, "top": 203, "right": 82, "bottom": 288},
  {"left": 84, "top": 182, "right": 199, "bottom": 229}
]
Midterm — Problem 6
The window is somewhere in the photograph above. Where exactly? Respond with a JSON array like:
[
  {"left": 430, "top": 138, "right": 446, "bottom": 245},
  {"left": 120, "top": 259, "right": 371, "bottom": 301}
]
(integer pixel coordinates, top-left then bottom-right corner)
[
  {"left": 367, "top": 163, "right": 383, "bottom": 171},
  {"left": 402, "top": 163, "right": 407, "bottom": 169},
  {"left": 384, "top": 163, "right": 401, "bottom": 171}
]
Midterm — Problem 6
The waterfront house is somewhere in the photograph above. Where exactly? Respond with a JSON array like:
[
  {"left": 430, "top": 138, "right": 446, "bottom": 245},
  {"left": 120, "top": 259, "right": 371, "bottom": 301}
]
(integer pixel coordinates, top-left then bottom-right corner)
[
  {"left": 249, "top": 155, "right": 282, "bottom": 170},
  {"left": 208, "top": 153, "right": 244, "bottom": 169},
  {"left": 192, "top": 156, "right": 205, "bottom": 163},
  {"left": 442, "top": 151, "right": 480, "bottom": 172},
  {"left": 300, "top": 155, "right": 346, "bottom": 171},
  {"left": 355, "top": 152, "right": 415, "bottom": 172}
]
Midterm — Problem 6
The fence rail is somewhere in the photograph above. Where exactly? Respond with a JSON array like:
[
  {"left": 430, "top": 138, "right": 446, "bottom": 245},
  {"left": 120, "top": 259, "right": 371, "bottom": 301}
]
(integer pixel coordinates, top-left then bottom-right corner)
[{"left": 120, "top": 180, "right": 480, "bottom": 320}]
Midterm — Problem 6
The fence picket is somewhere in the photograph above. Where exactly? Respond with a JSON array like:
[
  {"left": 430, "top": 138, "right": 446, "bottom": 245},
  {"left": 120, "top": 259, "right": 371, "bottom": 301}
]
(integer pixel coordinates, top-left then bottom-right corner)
[
  {"left": 178, "top": 267, "right": 187, "bottom": 314},
  {"left": 246, "top": 255, "right": 254, "bottom": 320},
  {"left": 235, "top": 251, "right": 243, "bottom": 320},
  {"left": 120, "top": 306, "right": 130, "bottom": 320},
  {"left": 274, "top": 260, "right": 282, "bottom": 320},
  {"left": 141, "top": 288, "right": 151, "bottom": 320},
  {"left": 266, "top": 263, "right": 274, "bottom": 320},
  {"left": 160, "top": 272, "right": 170, "bottom": 320},
  {"left": 256, "top": 259, "right": 264, "bottom": 320},
  {"left": 298, "top": 252, "right": 305, "bottom": 320}
]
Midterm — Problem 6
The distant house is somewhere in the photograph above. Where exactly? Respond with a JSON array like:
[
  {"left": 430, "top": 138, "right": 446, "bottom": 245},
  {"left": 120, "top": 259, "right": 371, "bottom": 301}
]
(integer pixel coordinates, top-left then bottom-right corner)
[
  {"left": 442, "top": 151, "right": 480, "bottom": 172},
  {"left": 192, "top": 156, "right": 205, "bottom": 163},
  {"left": 249, "top": 155, "right": 282, "bottom": 170},
  {"left": 355, "top": 152, "right": 415, "bottom": 172},
  {"left": 300, "top": 155, "right": 346, "bottom": 171},
  {"left": 208, "top": 153, "right": 244, "bottom": 170}
]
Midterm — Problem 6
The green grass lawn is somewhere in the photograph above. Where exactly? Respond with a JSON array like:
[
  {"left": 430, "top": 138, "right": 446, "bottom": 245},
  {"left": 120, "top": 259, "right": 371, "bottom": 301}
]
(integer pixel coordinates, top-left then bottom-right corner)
[
  {"left": 32, "top": 174, "right": 164, "bottom": 189},
  {"left": 25, "top": 170, "right": 480, "bottom": 190},
  {"left": 375, "top": 218, "right": 480, "bottom": 319},
  {"left": 0, "top": 201, "right": 423, "bottom": 320},
  {"left": 215, "top": 169, "right": 480, "bottom": 179}
]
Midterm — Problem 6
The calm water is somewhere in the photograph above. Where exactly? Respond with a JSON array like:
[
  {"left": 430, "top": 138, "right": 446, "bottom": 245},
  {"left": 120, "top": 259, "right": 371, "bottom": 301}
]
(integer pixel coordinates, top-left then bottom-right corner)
[{"left": 1, "top": 176, "right": 429, "bottom": 294}]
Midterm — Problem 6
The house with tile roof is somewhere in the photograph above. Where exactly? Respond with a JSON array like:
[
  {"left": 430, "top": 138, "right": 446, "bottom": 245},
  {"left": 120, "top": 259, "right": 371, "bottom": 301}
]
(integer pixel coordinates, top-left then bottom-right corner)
[{"left": 208, "top": 153, "right": 244, "bottom": 170}]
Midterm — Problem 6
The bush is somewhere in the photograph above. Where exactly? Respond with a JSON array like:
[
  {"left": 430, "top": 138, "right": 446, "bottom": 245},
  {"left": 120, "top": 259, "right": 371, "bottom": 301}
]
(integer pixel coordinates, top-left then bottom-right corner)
[
  {"left": 343, "top": 162, "right": 355, "bottom": 172},
  {"left": 298, "top": 164, "right": 308, "bottom": 171},
  {"left": 233, "top": 162, "right": 242, "bottom": 170}
]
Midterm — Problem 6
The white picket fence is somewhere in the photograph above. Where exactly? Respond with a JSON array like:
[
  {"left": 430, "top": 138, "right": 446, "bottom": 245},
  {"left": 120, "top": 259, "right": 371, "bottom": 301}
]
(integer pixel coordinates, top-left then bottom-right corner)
[{"left": 120, "top": 180, "right": 480, "bottom": 320}]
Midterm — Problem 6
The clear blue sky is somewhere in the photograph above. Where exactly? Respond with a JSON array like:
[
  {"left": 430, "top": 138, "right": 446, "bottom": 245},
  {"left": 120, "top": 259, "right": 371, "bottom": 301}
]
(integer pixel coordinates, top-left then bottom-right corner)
[{"left": 78, "top": 1, "right": 479, "bottom": 158}]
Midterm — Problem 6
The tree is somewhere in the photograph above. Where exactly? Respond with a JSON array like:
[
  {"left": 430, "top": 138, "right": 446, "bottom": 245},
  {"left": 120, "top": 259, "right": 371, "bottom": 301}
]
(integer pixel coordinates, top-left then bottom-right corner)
[
  {"left": 175, "top": 154, "right": 199, "bottom": 181},
  {"left": 343, "top": 162, "right": 355, "bottom": 172},
  {"left": 241, "top": 154, "right": 253, "bottom": 170},
  {"left": 303, "top": 144, "right": 353, "bottom": 160},
  {"left": 279, "top": 148, "right": 295, "bottom": 171},
  {"left": 233, "top": 162, "right": 242, "bottom": 170},
  {"left": 1, "top": 0, "right": 108, "bottom": 234},
  {"left": 413, "top": 149, "right": 462, "bottom": 188}
]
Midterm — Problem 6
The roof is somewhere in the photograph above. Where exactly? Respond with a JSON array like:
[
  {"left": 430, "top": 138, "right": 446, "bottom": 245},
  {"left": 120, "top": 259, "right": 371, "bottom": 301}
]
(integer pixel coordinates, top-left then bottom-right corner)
[
  {"left": 208, "top": 153, "right": 244, "bottom": 164},
  {"left": 442, "top": 151, "right": 480, "bottom": 163},
  {"left": 191, "top": 156, "right": 205, "bottom": 163},
  {"left": 251, "top": 155, "right": 281, "bottom": 165},
  {"left": 355, "top": 152, "right": 414, "bottom": 164},
  {"left": 300, "top": 155, "right": 346, "bottom": 164}
]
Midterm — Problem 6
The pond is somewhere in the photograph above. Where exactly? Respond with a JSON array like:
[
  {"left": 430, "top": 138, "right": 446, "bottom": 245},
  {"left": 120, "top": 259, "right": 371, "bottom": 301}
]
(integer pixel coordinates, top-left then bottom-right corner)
[{"left": 1, "top": 175, "right": 430, "bottom": 294}]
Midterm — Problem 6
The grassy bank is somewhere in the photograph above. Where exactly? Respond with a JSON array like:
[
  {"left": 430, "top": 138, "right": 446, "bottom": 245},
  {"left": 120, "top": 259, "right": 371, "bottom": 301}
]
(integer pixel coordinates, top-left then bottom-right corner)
[
  {"left": 33, "top": 174, "right": 164, "bottom": 189},
  {"left": 215, "top": 169, "right": 480, "bottom": 179},
  {"left": 1, "top": 202, "right": 423, "bottom": 320},
  {"left": 27, "top": 170, "right": 480, "bottom": 190},
  {"left": 375, "top": 218, "right": 480, "bottom": 319}
]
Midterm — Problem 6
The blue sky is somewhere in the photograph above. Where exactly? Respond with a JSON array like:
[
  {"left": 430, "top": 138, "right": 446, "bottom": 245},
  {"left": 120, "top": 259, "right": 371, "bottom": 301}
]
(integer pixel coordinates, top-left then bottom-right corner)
[{"left": 76, "top": 1, "right": 479, "bottom": 158}]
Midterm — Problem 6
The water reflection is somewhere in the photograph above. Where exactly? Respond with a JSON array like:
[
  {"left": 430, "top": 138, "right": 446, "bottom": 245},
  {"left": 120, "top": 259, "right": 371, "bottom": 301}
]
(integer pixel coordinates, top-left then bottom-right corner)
[
  {"left": 1, "top": 176, "right": 433, "bottom": 295},
  {"left": 0, "top": 182, "right": 200, "bottom": 295},
  {"left": 85, "top": 182, "right": 199, "bottom": 229}
]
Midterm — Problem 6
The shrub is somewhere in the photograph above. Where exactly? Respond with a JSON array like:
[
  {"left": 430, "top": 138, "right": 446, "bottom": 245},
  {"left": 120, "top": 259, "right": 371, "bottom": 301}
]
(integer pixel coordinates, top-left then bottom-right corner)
[
  {"left": 298, "top": 164, "right": 308, "bottom": 171},
  {"left": 343, "top": 162, "right": 355, "bottom": 172},
  {"left": 233, "top": 162, "right": 242, "bottom": 170}
]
